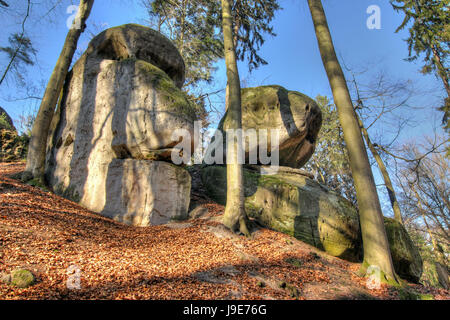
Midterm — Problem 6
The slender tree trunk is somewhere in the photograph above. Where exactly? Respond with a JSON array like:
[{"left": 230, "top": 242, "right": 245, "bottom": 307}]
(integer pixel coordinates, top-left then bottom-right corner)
[
  {"left": 225, "top": 0, "right": 240, "bottom": 113},
  {"left": 221, "top": 0, "right": 249, "bottom": 236},
  {"left": 308, "top": 0, "right": 398, "bottom": 283},
  {"left": 357, "top": 115, "right": 403, "bottom": 224},
  {"left": 24, "top": 0, "right": 94, "bottom": 181}
]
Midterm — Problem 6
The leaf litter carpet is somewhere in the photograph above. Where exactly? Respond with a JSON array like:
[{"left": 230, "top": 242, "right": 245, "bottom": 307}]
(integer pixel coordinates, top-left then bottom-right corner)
[{"left": 0, "top": 162, "right": 448, "bottom": 300}]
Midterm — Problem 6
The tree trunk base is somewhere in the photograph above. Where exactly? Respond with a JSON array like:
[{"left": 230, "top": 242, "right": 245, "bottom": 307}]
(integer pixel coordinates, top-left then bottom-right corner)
[
  {"left": 357, "top": 260, "right": 400, "bottom": 287},
  {"left": 222, "top": 208, "right": 251, "bottom": 237}
]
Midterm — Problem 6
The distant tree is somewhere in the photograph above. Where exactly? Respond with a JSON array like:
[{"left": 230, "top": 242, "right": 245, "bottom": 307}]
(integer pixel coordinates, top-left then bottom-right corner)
[
  {"left": 0, "top": 0, "right": 34, "bottom": 87},
  {"left": 395, "top": 140, "right": 449, "bottom": 289},
  {"left": 307, "top": 95, "right": 357, "bottom": 205},
  {"left": 308, "top": 0, "right": 399, "bottom": 283},
  {"left": 143, "top": 0, "right": 223, "bottom": 89},
  {"left": 390, "top": 0, "right": 450, "bottom": 131},
  {"left": 17, "top": 108, "right": 36, "bottom": 137},
  {"left": 346, "top": 70, "right": 413, "bottom": 225},
  {"left": 143, "top": 0, "right": 224, "bottom": 127},
  {"left": 25, "top": 0, "right": 94, "bottom": 182},
  {"left": 0, "top": 34, "right": 36, "bottom": 86}
]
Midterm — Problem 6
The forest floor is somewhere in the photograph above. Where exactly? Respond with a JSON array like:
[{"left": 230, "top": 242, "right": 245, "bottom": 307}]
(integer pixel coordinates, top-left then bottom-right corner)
[{"left": 0, "top": 162, "right": 448, "bottom": 300}]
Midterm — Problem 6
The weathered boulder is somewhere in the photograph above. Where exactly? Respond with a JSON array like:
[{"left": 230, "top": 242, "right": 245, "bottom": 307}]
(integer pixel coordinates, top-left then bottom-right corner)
[
  {"left": 210, "top": 86, "right": 322, "bottom": 168},
  {"left": 84, "top": 24, "right": 185, "bottom": 88},
  {"left": 45, "top": 25, "right": 194, "bottom": 226},
  {"left": 201, "top": 165, "right": 362, "bottom": 261},
  {"left": 384, "top": 218, "right": 423, "bottom": 283}
]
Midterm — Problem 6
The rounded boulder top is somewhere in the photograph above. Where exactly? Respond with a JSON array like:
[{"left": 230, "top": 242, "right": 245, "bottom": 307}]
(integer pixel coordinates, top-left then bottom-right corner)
[{"left": 85, "top": 24, "right": 185, "bottom": 88}]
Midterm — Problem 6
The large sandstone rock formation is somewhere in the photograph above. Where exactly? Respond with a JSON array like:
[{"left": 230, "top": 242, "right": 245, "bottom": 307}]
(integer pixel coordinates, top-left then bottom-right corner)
[
  {"left": 210, "top": 86, "right": 322, "bottom": 168},
  {"left": 201, "top": 165, "right": 424, "bottom": 282},
  {"left": 45, "top": 24, "right": 195, "bottom": 226},
  {"left": 384, "top": 217, "right": 423, "bottom": 283},
  {"left": 201, "top": 165, "right": 362, "bottom": 262}
]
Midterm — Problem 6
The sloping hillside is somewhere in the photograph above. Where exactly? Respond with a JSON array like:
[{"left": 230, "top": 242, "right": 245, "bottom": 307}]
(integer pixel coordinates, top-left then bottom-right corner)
[{"left": 0, "top": 162, "right": 448, "bottom": 300}]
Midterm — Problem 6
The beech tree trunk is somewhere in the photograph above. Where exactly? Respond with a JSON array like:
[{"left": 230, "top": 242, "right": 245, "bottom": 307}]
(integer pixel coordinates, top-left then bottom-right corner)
[
  {"left": 308, "top": 0, "right": 398, "bottom": 283},
  {"left": 221, "top": 0, "right": 249, "bottom": 236},
  {"left": 25, "top": 0, "right": 94, "bottom": 181},
  {"left": 357, "top": 115, "right": 403, "bottom": 224}
]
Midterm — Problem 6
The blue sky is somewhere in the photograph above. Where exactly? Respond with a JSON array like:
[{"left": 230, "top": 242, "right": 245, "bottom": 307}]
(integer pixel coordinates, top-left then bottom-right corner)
[
  {"left": 0, "top": 0, "right": 446, "bottom": 216},
  {"left": 0, "top": 1, "right": 444, "bottom": 124}
]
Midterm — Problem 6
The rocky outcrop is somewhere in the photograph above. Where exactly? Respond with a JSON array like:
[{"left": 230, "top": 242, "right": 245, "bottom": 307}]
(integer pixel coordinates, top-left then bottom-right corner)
[
  {"left": 384, "top": 218, "right": 423, "bottom": 283},
  {"left": 0, "top": 107, "right": 28, "bottom": 161},
  {"left": 0, "top": 107, "right": 15, "bottom": 131},
  {"left": 200, "top": 165, "right": 425, "bottom": 282},
  {"left": 45, "top": 24, "right": 194, "bottom": 226},
  {"left": 210, "top": 86, "right": 322, "bottom": 168},
  {"left": 201, "top": 165, "right": 362, "bottom": 261}
]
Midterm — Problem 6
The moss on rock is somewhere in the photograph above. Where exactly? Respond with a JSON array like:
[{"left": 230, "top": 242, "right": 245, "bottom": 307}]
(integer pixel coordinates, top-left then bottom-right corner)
[
  {"left": 10, "top": 269, "right": 35, "bottom": 288},
  {"left": 396, "top": 287, "right": 434, "bottom": 300},
  {"left": 384, "top": 217, "right": 423, "bottom": 283},
  {"left": 200, "top": 165, "right": 362, "bottom": 261}
]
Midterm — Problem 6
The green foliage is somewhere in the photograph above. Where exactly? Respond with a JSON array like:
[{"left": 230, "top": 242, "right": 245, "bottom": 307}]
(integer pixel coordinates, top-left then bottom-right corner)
[
  {"left": 0, "top": 112, "right": 12, "bottom": 130},
  {"left": 231, "top": 0, "right": 281, "bottom": 71},
  {"left": 145, "top": 0, "right": 281, "bottom": 79},
  {"left": 144, "top": 0, "right": 224, "bottom": 89},
  {"left": 390, "top": 0, "right": 450, "bottom": 129},
  {"left": 391, "top": 0, "right": 449, "bottom": 74},
  {"left": 0, "top": 33, "right": 37, "bottom": 86},
  {"left": 306, "top": 95, "right": 357, "bottom": 205},
  {"left": 145, "top": 0, "right": 280, "bottom": 128},
  {"left": 439, "top": 97, "right": 450, "bottom": 137}
]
